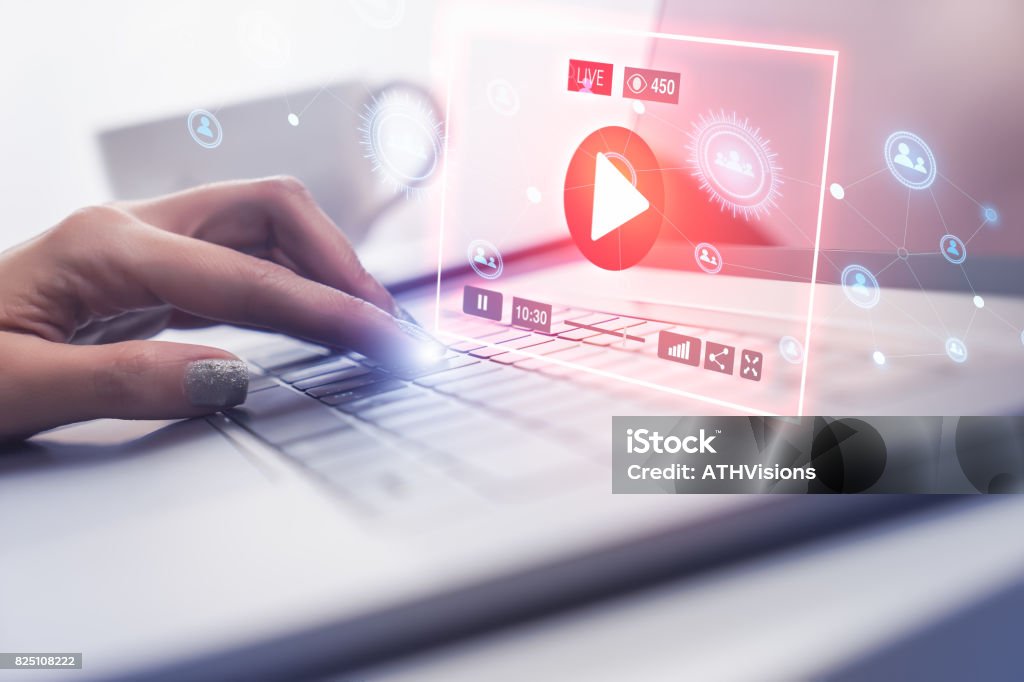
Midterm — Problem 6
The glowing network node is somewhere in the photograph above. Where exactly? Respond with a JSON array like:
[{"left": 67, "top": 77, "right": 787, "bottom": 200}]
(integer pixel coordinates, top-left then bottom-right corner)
[
  {"left": 829, "top": 182, "right": 845, "bottom": 200},
  {"left": 632, "top": 100, "right": 646, "bottom": 115},
  {"left": 939, "top": 234, "right": 966, "bottom": 265},
  {"left": 467, "top": 239, "right": 503, "bottom": 280},
  {"left": 884, "top": 131, "right": 936, "bottom": 190},
  {"left": 526, "top": 186, "right": 542, "bottom": 204},
  {"left": 841, "top": 264, "right": 881, "bottom": 309},
  {"left": 287, "top": 113, "right": 299, "bottom": 127},
  {"left": 687, "top": 110, "right": 782, "bottom": 220},
  {"left": 872, "top": 350, "right": 886, "bottom": 366},
  {"left": 973, "top": 295, "right": 985, "bottom": 309},
  {"left": 486, "top": 78, "right": 520, "bottom": 117},
  {"left": 778, "top": 336, "right": 804, "bottom": 364},
  {"left": 694, "top": 242, "right": 723, "bottom": 275},
  {"left": 359, "top": 90, "right": 444, "bottom": 197},
  {"left": 945, "top": 337, "right": 968, "bottom": 363},
  {"left": 983, "top": 206, "right": 999, "bottom": 223},
  {"left": 897, "top": 246, "right": 909, "bottom": 261},
  {"left": 187, "top": 109, "right": 222, "bottom": 149}
]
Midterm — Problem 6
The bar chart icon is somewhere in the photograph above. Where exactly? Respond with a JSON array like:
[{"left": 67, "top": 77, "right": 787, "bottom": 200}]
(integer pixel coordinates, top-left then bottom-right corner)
[{"left": 657, "top": 331, "right": 701, "bottom": 367}]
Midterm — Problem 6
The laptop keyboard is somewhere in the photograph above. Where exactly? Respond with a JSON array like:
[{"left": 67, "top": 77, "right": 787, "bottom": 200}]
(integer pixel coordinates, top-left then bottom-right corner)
[{"left": 226, "top": 307, "right": 668, "bottom": 523}]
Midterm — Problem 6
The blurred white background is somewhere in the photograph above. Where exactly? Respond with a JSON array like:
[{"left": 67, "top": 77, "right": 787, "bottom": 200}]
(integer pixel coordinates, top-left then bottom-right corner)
[{"left": 0, "top": 0, "right": 657, "bottom": 253}]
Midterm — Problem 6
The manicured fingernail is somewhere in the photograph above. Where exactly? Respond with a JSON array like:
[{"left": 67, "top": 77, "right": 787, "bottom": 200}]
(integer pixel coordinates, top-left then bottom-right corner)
[
  {"left": 395, "top": 319, "right": 447, "bottom": 362},
  {"left": 184, "top": 359, "right": 249, "bottom": 408}
]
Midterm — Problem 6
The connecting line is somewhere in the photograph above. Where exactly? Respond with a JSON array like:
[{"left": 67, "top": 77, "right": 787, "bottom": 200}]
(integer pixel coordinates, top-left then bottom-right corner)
[
  {"left": 938, "top": 172, "right": 984, "bottom": 208},
  {"left": 727, "top": 263, "right": 811, "bottom": 282},
  {"left": 965, "top": 216, "right": 992, "bottom": 245},
  {"left": 777, "top": 174, "right": 821, "bottom": 188},
  {"left": 649, "top": 203, "right": 696, "bottom": 248},
  {"left": 902, "top": 259, "right": 953, "bottom": 337},
  {"left": 295, "top": 85, "right": 328, "bottom": 118},
  {"left": 493, "top": 201, "right": 533, "bottom": 252},
  {"left": 323, "top": 85, "right": 363, "bottom": 118},
  {"left": 881, "top": 294, "right": 948, "bottom": 343},
  {"left": 958, "top": 263, "right": 977, "bottom": 296},
  {"left": 874, "top": 256, "right": 902, "bottom": 278},
  {"left": 928, "top": 186, "right": 950, "bottom": 236},
  {"left": 964, "top": 307, "right": 980, "bottom": 341},
  {"left": 840, "top": 197, "right": 900, "bottom": 249},
  {"left": 984, "top": 305, "right": 1022, "bottom": 334},
  {"left": 884, "top": 353, "right": 946, "bottom": 360},
  {"left": 902, "top": 187, "right": 912, "bottom": 246},
  {"left": 843, "top": 167, "right": 886, "bottom": 189}
]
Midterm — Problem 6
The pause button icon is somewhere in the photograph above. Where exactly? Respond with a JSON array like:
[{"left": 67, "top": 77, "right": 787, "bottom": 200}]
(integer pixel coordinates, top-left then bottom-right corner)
[{"left": 463, "top": 285, "right": 503, "bottom": 321}]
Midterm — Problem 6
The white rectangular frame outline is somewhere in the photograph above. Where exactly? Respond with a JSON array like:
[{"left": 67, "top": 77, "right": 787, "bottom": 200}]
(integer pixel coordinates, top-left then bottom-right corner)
[{"left": 433, "top": 23, "right": 839, "bottom": 417}]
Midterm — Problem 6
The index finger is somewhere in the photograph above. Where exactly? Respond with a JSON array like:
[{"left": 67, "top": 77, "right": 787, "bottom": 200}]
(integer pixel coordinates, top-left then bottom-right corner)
[{"left": 121, "top": 177, "right": 402, "bottom": 318}]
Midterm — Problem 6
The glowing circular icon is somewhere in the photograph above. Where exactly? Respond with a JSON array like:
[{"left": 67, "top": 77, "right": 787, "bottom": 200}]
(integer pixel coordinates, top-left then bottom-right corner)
[
  {"left": 349, "top": 0, "right": 405, "bottom": 29},
  {"left": 526, "top": 186, "right": 542, "bottom": 204},
  {"left": 486, "top": 78, "right": 520, "bottom": 117},
  {"left": 467, "top": 240, "right": 503, "bottom": 280},
  {"left": 779, "top": 336, "right": 804, "bottom": 364},
  {"left": 983, "top": 207, "right": 999, "bottom": 223},
  {"left": 841, "top": 264, "right": 880, "bottom": 309},
  {"left": 973, "top": 295, "right": 985, "bottom": 309},
  {"left": 897, "top": 246, "right": 909, "bottom": 261},
  {"left": 873, "top": 350, "right": 886, "bottom": 366},
  {"left": 884, "top": 131, "right": 936, "bottom": 190},
  {"left": 563, "top": 126, "right": 664, "bottom": 271},
  {"left": 829, "top": 182, "right": 845, "bottom": 200},
  {"left": 688, "top": 111, "right": 781, "bottom": 220},
  {"left": 187, "top": 109, "right": 222, "bottom": 149},
  {"left": 694, "top": 242, "right": 723, "bottom": 274},
  {"left": 236, "top": 9, "right": 291, "bottom": 69},
  {"left": 939, "top": 234, "right": 966, "bottom": 265},
  {"left": 287, "top": 113, "right": 299, "bottom": 127},
  {"left": 627, "top": 73, "right": 648, "bottom": 94},
  {"left": 945, "top": 337, "right": 968, "bottom": 364},
  {"left": 359, "top": 90, "right": 443, "bottom": 196}
]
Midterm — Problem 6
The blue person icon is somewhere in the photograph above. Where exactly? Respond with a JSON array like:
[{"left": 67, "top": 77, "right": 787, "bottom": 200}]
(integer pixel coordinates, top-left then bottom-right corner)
[
  {"left": 196, "top": 116, "right": 214, "bottom": 138},
  {"left": 940, "top": 234, "right": 966, "bottom": 264}
]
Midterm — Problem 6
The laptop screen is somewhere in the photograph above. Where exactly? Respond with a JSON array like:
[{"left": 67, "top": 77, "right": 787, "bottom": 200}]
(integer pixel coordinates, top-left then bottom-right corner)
[{"left": 433, "top": 11, "right": 837, "bottom": 415}]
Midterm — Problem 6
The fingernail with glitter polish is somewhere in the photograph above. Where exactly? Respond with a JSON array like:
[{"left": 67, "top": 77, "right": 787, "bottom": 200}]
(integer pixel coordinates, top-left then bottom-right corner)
[{"left": 184, "top": 359, "right": 249, "bottom": 408}]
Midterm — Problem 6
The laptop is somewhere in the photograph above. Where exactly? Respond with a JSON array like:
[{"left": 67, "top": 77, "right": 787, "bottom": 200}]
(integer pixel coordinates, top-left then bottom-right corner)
[{"left": 2, "top": 3, "right": 1020, "bottom": 680}]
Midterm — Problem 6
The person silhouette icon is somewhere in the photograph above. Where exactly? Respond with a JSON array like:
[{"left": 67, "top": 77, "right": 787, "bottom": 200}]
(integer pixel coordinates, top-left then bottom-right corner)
[
  {"left": 914, "top": 156, "right": 927, "bottom": 174},
  {"left": 893, "top": 142, "right": 915, "bottom": 170},
  {"left": 946, "top": 239, "right": 960, "bottom": 258},
  {"left": 700, "top": 248, "right": 717, "bottom": 266},
  {"left": 474, "top": 247, "right": 496, "bottom": 268},
  {"left": 195, "top": 116, "right": 214, "bottom": 139},
  {"left": 579, "top": 77, "right": 593, "bottom": 94},
  {"left": 851, "top": 272, "right": 871, "bottom": 296}
]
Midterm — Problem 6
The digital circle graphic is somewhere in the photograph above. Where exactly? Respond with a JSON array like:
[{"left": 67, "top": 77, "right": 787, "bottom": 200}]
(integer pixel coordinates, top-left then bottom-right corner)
[
  {"left": 945, "top": 337, "right": 968, "bottom": 363},
  {"left": 486, "top": 79, "right": 520, "bottom": 117},
  {"left": 187, "top": 109, "right": 223, "bottom": 149},
  {"left": 359, "top": 90, "right": 443, "bottom": 195},
  {"left": 688, "top": 111, "right": 781, "bottom": 219},
  {"left": 939, "top": 234, "right": 966, "bottom": 265},
  {"left": 563, "top": 126, "right": 664, "bottom": 271},
  {"left": 884, "top": 131, "right": 936, "bottom": 190},
  {"left": 693, "top": 242, "right": 723, "bottom": 274},
  {"left": 779, "top": 336, "right": 804, "bottom": 364},
  {"left": 841, "top": 264, "right": 881, "bottom": 309},
  {"left": 467, "top": 239, "right": 503, "bottom": 280}
]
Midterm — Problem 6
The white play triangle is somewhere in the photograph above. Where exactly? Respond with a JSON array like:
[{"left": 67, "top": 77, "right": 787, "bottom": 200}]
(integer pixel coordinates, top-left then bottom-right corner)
[{"left": 590, "top": 152, "right": 650, "bottom": 241}]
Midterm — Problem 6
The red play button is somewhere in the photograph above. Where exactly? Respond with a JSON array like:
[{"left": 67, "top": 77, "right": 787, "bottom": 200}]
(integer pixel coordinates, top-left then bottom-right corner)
[{"left": 563, "top": 126, "right": 664, "bottom": 271}]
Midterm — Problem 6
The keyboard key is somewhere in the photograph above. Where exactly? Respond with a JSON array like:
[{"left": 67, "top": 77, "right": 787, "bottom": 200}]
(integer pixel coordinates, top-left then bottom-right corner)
[
  {"left": 279, "top": 356, "right": 358, "bottom": 384},
  {"left": 335, "top": 386, "right": 426, "bottom": 414},
  {"left": 306, "top": 372, "right": 390, "bottom": 398},
  {"left": 384, "top": 354, "right": 479, "bottom": 381},
  {"left": 248, "top": 345, "right": 328, "bottom": 371},
  {"left": 248, "top": 375, "right": 279, "bottom": 393},
  {"left": 230, "top": 386, "right": 348, "bottom": 445},
  {"left": 320, "top": 379, "right": 407, "bottom": 406},
  {"left": 282, "top": 428, "right": 383, "bottom": 469},
  {"left": 414, "top": 362, "right": 501, "bottom": 387},
  {"left": 293, "top": 366, "right": 372, "bottom": 391}
]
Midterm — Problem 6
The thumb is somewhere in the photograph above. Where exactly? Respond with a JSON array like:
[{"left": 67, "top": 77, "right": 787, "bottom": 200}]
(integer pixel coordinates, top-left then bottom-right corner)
[{"left": 4, "top": 335, "right": 249, "bottom": 439}]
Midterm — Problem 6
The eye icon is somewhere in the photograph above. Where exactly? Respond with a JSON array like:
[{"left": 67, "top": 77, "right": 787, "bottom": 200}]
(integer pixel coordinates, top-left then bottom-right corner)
[{"left": 627, "top": 73, "right": 647, "bottom": 94}]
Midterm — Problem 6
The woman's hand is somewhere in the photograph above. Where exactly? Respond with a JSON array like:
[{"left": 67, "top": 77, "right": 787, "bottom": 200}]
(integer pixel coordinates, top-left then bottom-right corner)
[{"left": 0, "top": 176, "right": 440, "bottom": 440}]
